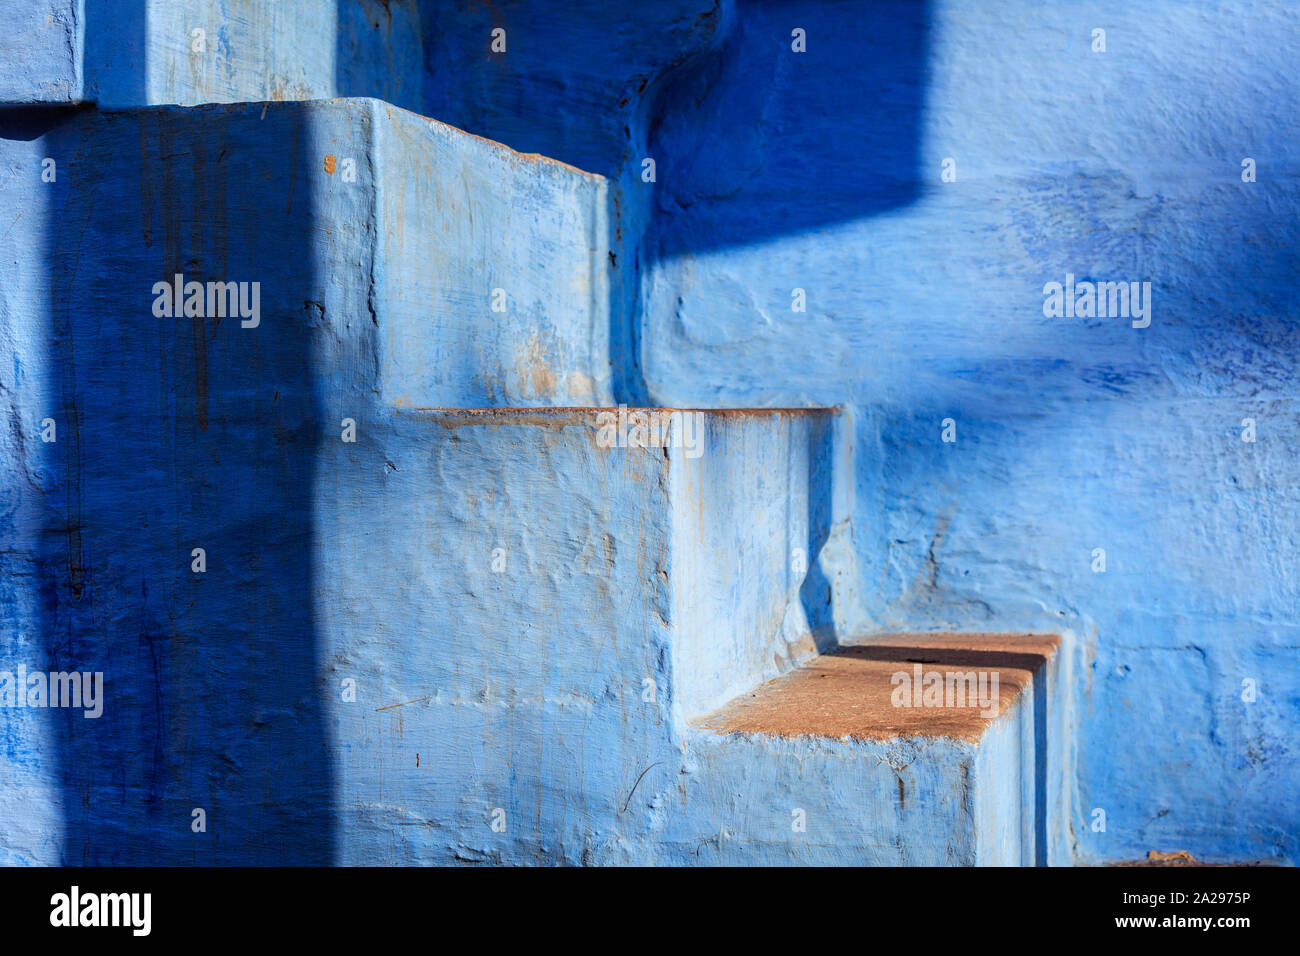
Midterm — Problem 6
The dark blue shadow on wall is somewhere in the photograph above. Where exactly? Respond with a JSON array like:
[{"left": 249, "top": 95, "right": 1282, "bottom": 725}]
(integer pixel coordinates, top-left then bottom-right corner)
[
  {"left": 82, "top": 0, "right": 148, "bottom": 107},
  {"left": 3, "top": 0, "right": 935, "bottom": 863},
  {"left": 646, "top": 0, "right": 931, "bottom": 258},
  {"left": 4, "top": 102, "right": 334, "bottom": 864},
  {"left": 414, "top": 0, "right": 728, "bottom": 178},
  {"left": 402, "top": 0, "right": 930, "bottom": 402}
]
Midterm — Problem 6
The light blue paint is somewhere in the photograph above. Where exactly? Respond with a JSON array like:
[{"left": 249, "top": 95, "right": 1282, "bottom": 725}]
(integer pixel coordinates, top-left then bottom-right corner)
[
  {"left": 0, "top": 1, "right": 81, "bottom": 104},
  {"left": 324, "top": 407, "right": 858, "bottom": 864},
  {"left": 677, "top": 731, "right": 994, "bottom": 865},
  {"left": 1, "top": 0, "right": 1296, "bottom": 865},
  {"left": 637, "top": 0, "right": 1300, "bottom": 864},
  {"left": 1, "top": 1, "right": 424, "bottom": 110},
  {"left": 669, "top": 408, "right": 860, "bottom": 719},
  {"left": 0, "top": 99, "right": 612, "bottom": 863},
  {"left": 371, "top": 104, "right": 613, "bottom": 406}
]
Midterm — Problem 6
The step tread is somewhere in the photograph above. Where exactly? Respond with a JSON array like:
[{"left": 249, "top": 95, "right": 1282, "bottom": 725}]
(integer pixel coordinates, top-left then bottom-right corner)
[{"left": 695, "top": 633, "right": 1058, "bottom": 743}]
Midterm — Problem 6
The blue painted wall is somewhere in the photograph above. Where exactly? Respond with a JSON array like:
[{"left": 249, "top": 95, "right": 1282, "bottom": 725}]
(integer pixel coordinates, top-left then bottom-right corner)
[
  {"left": 1, "top": 0, "right": 1296, "bottom": 864},
  {"left": 409, "top": 0, "right": 1300, "bottom": 863},
  {"left": 0, "top": 1, "right": 82, "bottom": 104},
  {"left": 0, "top": 1, "right": 425, "bottom": 110},
  {"left": 0, "top": 97, "right": 609, "bottom": 862},
  {"left": 637, "top": 0, "right": 1300, "bottom": 863}
]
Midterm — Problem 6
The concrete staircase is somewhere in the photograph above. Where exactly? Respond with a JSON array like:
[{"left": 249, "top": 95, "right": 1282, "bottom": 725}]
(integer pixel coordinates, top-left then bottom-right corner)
[{"left": 0, "top": 2, "right": 1071, "bottom": 865}]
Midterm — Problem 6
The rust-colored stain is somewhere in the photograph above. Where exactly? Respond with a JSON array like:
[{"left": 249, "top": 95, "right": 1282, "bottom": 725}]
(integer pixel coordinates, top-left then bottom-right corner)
[
  {"left": 398, "top": 406, "right": 836, "bottom": 418},
  {"left": 323, "top": 154, "right": 337, "bottom": 174},
  {"left": 394, "top": 406, "right": 839, "bottom": 440},
  {"left": 375, "top": 695, "right": 432, "bottom": 711},
  {"left": 1148, "top": 849, "right": 1197, "bottom": 864},
  {"left": 696, "top": 633, "right": 1059, "bottom": 743},
  {"left": 514, "top": 334, "right": 558, "bottom": 400},
  {"left": 1112, "top": 850, "right": 1263, "bottom": 866},
  {"left": 405, "top": 110, "right": 606, "bottom": 180}
]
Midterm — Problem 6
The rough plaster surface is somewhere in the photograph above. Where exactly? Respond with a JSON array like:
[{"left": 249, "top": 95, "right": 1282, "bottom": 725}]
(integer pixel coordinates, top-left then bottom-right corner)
[
  {"left": 0, "top": 0, "right": 81, "bottom": 104},
  {"left": 0, "top": 1, "right": 424, "bottom": 110},
  {"left": 394, "top": 0, "right": 1300, "bottom": 863},
  {"left": 1, "top": 0, "right": 1295, "bottom": 865},
  {"left": 637, "top": 0, "right": 1300, "bottom": 864},
  {"left": 0, "top": 99, "right": 606, "bottom": 862}
]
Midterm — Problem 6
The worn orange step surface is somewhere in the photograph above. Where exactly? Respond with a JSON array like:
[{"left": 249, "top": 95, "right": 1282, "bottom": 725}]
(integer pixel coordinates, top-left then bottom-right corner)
[{"left": 696, "top": 633, "right": 1059, "bottom": 743}]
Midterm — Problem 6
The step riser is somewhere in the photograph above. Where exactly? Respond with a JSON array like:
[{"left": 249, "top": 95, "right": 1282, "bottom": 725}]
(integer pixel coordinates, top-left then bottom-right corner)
[
  {"left": 324, "top": 412, "right": 677, "bottom": 864},
  {"left": 691, "top": 634, "right": 1071, "bottom": 865},
  {"left": 0, "top": 405, "right": 845, "bottom": 862},
  {"left": 676, "top": 734, "right": 981, "bottom": 865},
  {"left": 679, "top": 683, "right": 1052, "bottom": 867},
  {"left": 0, "top": 100, "right": 611, "bottom": 411},
  {"left": 0, "top": 1, "right": 80, "bottom": 104},
  {"left": 671, "top": 409, "right": 860, "bottom": 719},
  {"left": 373, "top": 106, "right": 612, "bottom": 408},
  {"left": 0, "top": 16, "right": 1076, "bottom": 864},
  {"left": 323, "top": 410, "right": 849, "bottom": 862}
]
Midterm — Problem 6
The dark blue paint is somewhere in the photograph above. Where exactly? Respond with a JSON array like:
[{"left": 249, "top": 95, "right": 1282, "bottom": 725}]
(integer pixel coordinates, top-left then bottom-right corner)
[{"left": 1, "top": 0, "right": 1297, "bottom": 865}]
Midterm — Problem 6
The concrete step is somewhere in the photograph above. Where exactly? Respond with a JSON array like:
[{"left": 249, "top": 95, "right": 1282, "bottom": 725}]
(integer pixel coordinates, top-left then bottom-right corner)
[
  {"left": 0, "top": 98, "right": 611, "bottom": 409},
  {"left": 0, "top": 404, "right": 856, "bottom": 863},
  {"left": 680, "top": 633, "right": 1068, "bottom": 865},
  {"left": 0, "top": 60, "right": 1070, "bottom": 865},
  {"left": 323, "top": 406, "right": 856, "bottom": 863}
]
